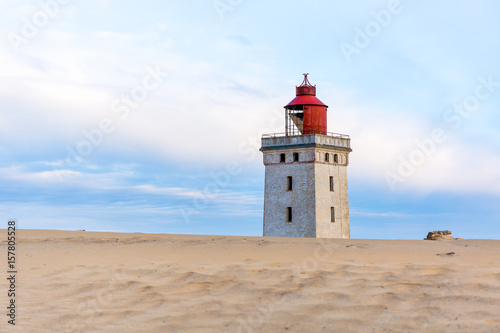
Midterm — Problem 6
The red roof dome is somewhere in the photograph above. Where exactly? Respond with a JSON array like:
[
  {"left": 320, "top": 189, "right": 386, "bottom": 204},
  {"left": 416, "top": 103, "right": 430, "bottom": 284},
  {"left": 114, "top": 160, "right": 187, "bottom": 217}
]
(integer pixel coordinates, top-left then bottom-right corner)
[{"left": 285, "top": 74, "right": 328, "bottom": 108}]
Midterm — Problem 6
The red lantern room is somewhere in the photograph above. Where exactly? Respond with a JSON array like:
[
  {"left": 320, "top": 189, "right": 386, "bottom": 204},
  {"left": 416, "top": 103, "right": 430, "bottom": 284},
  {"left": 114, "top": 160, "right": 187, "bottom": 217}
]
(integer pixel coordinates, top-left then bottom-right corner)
[{"left": 285, "top": 74, "right": 328, "bottom": 136}]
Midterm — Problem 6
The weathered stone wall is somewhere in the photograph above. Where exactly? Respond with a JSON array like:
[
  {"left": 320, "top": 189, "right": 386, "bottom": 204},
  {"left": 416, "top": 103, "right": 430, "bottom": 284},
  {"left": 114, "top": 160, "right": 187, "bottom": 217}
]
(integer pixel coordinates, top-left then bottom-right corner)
[
  {"left": 314, "top": 160, "right": 350, "bottom": 238},
  {"left": 263, "top": 150, "right": 316, "bottom": 237},
  {"left": 261, "top": 138, "right": 351, "bottom": 239}
]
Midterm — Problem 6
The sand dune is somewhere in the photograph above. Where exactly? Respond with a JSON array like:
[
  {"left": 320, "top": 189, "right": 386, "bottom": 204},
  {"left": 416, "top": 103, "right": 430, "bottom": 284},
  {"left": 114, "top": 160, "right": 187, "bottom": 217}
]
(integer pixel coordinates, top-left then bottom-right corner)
[{"left": 2, "top": 230, "right": 500, "bottom": 332}]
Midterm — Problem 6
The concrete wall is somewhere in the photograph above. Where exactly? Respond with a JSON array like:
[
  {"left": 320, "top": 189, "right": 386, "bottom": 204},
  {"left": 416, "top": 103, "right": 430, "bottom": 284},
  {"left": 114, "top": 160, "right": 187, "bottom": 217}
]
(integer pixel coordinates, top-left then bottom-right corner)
[
  {"left": 262, "top": 142, "right": 351, "bottom": 239},
  {"left": 314, "top": 161, "right": 350, "bottom": 238},
  {"left": 263, "top": 150, "right": 316, "bottom": 237}
]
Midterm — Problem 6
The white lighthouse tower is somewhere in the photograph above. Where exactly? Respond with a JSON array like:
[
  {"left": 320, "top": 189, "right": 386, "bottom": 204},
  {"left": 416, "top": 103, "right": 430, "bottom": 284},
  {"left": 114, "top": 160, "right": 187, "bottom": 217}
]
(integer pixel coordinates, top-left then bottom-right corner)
[{"left": 260, "top": 74, "right": 352, "bottom": 238}]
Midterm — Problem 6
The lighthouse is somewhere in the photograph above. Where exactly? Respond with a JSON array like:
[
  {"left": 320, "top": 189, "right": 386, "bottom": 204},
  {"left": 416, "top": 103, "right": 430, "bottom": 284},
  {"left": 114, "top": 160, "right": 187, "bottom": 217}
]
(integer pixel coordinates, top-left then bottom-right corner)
[{"left": 260, "top": 74, "right": 352, "bottom": 238}]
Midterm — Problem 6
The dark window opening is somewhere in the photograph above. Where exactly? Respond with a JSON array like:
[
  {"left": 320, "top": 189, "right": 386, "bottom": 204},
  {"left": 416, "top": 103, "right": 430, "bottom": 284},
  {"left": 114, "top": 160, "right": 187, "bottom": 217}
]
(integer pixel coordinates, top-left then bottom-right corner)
[
  {"left": 330, "top": 176, "right": 334, "bottom": 192},
  {"left": 287, "top": 176, "right": 293, "bottom": 191},
  {"left": 280, "top": 153, "right": 286, "bottom": 163},
  {"left": 293, "top": 152, "right": 299, "bottom": 162},
  {"left": 325, "top": 153, "right": 330, "bottom": 162},
  {"left": 331, "top": 207, "right": 335, "bottom": 222},
  {"left": 334, "top": 154, "right": 339, "bottom": 163},
  {"left": 286, "top": 207, "right": 292, "bottom": 222}
]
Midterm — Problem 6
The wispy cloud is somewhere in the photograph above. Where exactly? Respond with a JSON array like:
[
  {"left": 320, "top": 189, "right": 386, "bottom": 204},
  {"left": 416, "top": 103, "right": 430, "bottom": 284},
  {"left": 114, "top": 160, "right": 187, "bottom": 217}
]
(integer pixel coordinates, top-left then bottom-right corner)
[
  {"left": 1, "top": 1, "right": 500, "bottom": 238},
  {"left": 350, "top": 210, "right": 410, "bottom": 218}
]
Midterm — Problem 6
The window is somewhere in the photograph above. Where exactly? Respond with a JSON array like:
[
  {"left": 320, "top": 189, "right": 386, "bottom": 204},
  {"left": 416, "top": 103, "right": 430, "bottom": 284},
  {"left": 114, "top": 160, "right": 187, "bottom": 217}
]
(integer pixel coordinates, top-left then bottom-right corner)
[
  {"left": 331, "top": 207, "right": 335, "bottom": 222},
  {"left": 330, "top": 176, "right": 334, "bottom": 192},
  {"left": 287, "top": 176, "right": 293, "bottom": 191},
  {"left": 293, "top": 152, "right": 299, "bottom": 162},
  {"left": 334, "top": 154, "right": 338, "bottom": 163},
  {"left": 325, "top": 153, "right": 330, "bottom": 162},
  {"left": 280, "top": 153, "right": 286, "bottom": 163},
  {"left": 286, "top": 207, "right": 292, "bottom": 222}
]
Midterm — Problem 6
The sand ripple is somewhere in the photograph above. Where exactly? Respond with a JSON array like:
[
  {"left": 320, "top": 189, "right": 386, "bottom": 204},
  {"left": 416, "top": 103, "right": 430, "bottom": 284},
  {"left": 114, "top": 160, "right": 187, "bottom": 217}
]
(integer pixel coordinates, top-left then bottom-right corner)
[{"left": 9, "top": 231, "right": 500, "bottom": 332}]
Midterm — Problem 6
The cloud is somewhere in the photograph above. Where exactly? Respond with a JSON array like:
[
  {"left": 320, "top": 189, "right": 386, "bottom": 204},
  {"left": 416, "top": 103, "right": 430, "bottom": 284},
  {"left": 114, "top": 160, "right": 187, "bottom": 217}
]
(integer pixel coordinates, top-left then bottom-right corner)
[
  {"left": 318, "top": 79, "right": 500, "bottom": 197},
  {"left": 133, "top": 184, "right": 205, "bottom": 199},
  {"left": 350, "top": 210, "right": 410, "bottom": 218},
  {"left": 0, "top": 161, "right": 262, "bottom": 208},
  {"left": 217, "top": 35, "right": 253, "bottom": 48},
  {"left": 1, "top": 0, "right": 500, "bottom": 239}
]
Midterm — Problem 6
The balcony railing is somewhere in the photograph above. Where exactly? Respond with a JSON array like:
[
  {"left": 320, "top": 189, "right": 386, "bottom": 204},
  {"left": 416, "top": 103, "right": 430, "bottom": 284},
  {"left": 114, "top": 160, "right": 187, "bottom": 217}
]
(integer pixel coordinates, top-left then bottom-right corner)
[
  {"left": 262, "top": 132, "right": 350, "bottom": 139},
  {"left": 261, "top": 132, "right": 351, "bottom": 150}
]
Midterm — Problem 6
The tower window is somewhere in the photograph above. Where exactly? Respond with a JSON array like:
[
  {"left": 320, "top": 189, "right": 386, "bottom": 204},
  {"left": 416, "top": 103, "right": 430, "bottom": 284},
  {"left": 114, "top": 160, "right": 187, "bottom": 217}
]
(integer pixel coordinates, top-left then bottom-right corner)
[
  {"left": 287, "top": 176, "right": 293, "bottom": 191},
  {"left": 330, "top": 176, "right": 334, "bottom": 192},
  {"left": 331, "top": 207, "right": 335, "bottom": 222},
  {"left": 286, "top": 207, "right": 292, "bottom": 222},
  {"left": 293, "top": 152, "right": 299, "bottom": 162},
  {"left": 334, "top": 154, "right": 338, "bottom": 163},
  {"left": 280, "top": 153, "right": 286, "bottom": 163},
  {"left": 325, "top": 153, "right": 330, "bottom": 162}
]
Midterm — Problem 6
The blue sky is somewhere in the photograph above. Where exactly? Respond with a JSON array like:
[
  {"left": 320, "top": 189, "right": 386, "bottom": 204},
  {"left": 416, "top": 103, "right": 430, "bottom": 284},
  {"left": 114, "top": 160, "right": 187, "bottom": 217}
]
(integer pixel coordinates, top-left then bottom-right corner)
[{"left": 1, "top": 0, "right": 500, "bottom": 239}]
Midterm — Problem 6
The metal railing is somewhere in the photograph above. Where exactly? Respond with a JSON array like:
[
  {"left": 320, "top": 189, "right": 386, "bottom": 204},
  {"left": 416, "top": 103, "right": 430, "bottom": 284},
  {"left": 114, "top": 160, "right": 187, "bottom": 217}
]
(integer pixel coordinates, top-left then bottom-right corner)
[{"left": 262, "top": 132, "right": 350, "bottom": 139}]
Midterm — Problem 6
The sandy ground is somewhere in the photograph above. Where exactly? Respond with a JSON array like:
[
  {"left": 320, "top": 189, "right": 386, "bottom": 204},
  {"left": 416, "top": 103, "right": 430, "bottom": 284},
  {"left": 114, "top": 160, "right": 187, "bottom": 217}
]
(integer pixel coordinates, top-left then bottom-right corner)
[{"left": 1, "top": 229, "right": 500, "bottom": 332}]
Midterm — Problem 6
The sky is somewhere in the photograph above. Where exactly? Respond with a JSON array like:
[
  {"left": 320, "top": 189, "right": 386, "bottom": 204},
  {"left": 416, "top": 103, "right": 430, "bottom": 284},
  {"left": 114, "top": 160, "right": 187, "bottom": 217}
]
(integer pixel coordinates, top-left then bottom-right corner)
[{"left": 1, "top": 0, "right": 500, "bottom": 239}]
